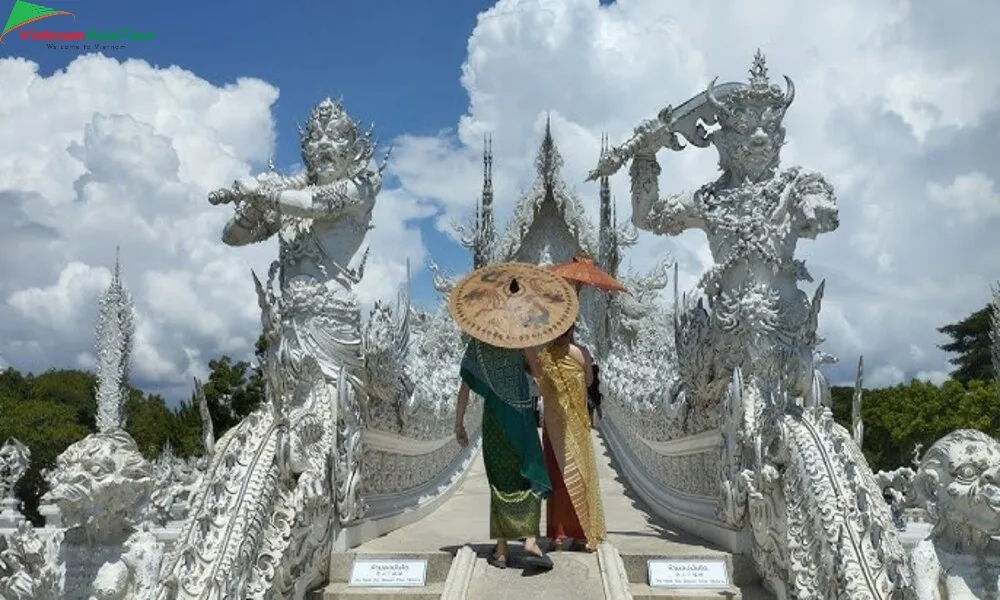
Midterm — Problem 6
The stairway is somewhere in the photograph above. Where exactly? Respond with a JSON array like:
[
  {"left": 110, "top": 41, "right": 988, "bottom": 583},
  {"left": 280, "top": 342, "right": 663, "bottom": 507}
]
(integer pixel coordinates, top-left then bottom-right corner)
[{"left": 316, "top": 431, "right": 774, "bottom": 599}]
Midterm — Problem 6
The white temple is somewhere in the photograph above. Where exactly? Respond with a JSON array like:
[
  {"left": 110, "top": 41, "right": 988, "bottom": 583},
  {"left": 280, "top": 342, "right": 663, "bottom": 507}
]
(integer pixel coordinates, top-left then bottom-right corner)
[{"left": 5, "top": 53, "right": 1000, "bottom": 599}]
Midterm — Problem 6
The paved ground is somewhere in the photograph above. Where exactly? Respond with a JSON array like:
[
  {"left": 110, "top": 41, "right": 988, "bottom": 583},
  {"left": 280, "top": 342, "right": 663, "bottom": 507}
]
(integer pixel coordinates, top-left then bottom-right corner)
[
  {"left": 353, "top": 428, "right": 742, "bottom": 598},
  {"left": 355, "top": 428, "right": 691, "bottom": 555}
]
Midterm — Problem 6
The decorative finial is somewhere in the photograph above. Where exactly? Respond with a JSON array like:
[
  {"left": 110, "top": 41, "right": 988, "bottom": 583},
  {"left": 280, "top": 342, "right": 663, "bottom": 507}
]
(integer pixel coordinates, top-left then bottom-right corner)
[{"left": 749, "top": 49, "right": 769, "bottom": 87}]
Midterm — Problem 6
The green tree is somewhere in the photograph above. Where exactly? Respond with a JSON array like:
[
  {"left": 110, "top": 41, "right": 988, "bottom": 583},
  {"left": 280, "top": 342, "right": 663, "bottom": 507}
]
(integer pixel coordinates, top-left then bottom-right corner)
[
  {"left": 168, "top": 399, "right": 210, "bottom": 458},
  {"left": 198, "top": 354, "right": 264, "bottom": 438},
  {"left": 832, "top": 379, "right": 1000, "bottom": 471},
  {"left": 0, "top": 367, "right": 31, "bottom": 399},
  {"left": 125, "top": 388, "right": 175, "bottom": 459},
  {"left": 28, "top": 369, "right": 99, "bottom": 430},
  {"left": 0, "top": 395, "right": 89, "bottom": 524},
  {"left": 938, "top": 305, "right": 994, "bottom": 384}
]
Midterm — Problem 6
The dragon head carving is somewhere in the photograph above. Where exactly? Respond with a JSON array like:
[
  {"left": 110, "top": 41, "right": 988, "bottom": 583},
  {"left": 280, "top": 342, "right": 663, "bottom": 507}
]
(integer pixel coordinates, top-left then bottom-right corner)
[
  {"left": 916, "top": 429, "right": 1000, "bottom": 538},
  {"left": 42, "top": 431, "right": 153, "bottom": 542}
]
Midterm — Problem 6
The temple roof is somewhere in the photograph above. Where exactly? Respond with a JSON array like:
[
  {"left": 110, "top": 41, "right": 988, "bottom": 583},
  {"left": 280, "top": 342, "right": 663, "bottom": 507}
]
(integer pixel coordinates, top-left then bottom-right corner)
[{"left": 494, "top": 117, "right": 598, "bottom": 264}]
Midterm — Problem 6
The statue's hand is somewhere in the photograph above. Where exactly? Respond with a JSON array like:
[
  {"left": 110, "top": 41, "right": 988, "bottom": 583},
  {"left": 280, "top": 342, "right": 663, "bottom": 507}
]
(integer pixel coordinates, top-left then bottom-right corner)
[
  {"left": 587, "top": 151, "right": 622, "bottom": 181},
  {"left": 586, "top": 105, "right": 676, "bottom": 182},
  {"left": 208, "top": 176, "right": 270, "bottom": 206},
  {"left": 233, "top": 175, "right": 262, "bottom": 195},
  {"left": 208, "top": 187, "right": 236, "bottom": 205}
]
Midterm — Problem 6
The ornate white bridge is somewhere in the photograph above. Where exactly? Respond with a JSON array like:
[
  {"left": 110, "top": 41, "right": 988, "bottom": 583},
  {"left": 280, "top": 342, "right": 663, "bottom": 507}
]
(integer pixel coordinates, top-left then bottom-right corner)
[{"left": 317, "top": 429, "right": 771, "bottom": 599}]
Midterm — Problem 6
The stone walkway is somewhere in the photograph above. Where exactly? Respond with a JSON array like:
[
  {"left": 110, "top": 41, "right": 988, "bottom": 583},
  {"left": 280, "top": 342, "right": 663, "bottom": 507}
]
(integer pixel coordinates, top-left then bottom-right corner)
[{"left": 350, "top": 428, "right": 767, "bottom": 598}]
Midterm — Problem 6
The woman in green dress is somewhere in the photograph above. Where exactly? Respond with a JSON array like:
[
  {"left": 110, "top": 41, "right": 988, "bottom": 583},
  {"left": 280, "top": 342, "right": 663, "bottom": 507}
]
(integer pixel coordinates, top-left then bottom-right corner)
[
  {"left": 454, "top": 338, "right": 551, "bottom": 569},
  {"left": 448, "top": 261, "right": 579, "bottom": 570}
]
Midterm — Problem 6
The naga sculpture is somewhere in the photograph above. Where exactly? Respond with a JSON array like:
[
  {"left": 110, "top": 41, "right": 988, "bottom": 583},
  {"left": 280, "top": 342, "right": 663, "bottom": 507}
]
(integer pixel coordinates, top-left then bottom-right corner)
[
  {"left": 592, "top": 51, "right": 910, "bottom": 597},
  {"left": 156, "top": 98, "right": 407, "bottom": 600},
  {"left": 910, "top": 429, "right": 1000, "bottom": 599}
]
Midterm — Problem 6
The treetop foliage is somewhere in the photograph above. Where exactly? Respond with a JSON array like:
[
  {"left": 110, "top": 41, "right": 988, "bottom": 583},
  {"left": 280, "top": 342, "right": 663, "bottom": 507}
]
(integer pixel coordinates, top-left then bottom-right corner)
[{"left": 0, "top": 344, "right": 264, "bottom": 524}]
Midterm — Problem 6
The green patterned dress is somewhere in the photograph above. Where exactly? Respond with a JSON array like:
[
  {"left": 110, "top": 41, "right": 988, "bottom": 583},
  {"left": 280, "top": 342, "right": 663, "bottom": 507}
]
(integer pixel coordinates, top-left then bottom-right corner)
[{"left": 460, "top": 339, "right": 552, "bottom": 539}]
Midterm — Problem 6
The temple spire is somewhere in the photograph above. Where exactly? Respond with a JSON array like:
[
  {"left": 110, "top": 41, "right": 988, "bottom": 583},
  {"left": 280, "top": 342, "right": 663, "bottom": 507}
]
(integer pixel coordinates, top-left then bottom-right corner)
[
  {"left": 94, "top": 246, "right": 135, "bottom": 432},
  {"left": 598, "top": 134, "right": 613, "bottom": 271},
  {"left": 470, "top": 135, "right": 496, "bottom": 268},
  {"left": 535, "top": 113, "right": 563, "bottom": 189}
]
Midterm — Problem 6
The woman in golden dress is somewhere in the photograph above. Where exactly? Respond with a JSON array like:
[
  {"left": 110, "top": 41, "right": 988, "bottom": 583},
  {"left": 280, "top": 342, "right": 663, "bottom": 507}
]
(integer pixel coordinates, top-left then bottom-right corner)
[{"left": 525, "top": 323, "right": 606, "bottom": 551}]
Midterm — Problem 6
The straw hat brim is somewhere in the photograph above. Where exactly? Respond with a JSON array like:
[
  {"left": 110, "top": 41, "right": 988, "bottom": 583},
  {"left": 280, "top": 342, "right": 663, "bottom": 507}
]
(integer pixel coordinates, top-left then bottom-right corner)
[{"left": 448, "top": 262, "right": 579, "bottom": 349}]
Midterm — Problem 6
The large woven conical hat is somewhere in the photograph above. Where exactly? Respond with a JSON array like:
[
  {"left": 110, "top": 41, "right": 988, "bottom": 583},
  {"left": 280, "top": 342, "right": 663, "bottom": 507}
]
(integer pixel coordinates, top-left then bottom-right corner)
[{"left": 448, "top": 262, "right": 579, "bottom": 349}]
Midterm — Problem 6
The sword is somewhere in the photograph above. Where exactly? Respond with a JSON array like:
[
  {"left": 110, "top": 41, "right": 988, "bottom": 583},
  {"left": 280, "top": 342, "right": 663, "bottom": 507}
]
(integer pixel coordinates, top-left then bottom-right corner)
[{"left": 586, "top": 81, "right": 745, "bottom": 181}]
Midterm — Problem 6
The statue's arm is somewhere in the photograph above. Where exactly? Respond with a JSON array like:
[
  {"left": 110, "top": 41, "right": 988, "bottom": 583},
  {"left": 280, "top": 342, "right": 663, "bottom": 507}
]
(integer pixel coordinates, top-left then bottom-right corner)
[
  {"left": 629, "top": 153, "right": 704, "bottom": 235},
  {"left": 269, "top": 174, "right": 380, "bottom": 219},
  {"left": 908, "top": 541, "right": 942, "bottom": 600},
  {"left": 221, "top": 202, "right": 280, "bottom": 246}
]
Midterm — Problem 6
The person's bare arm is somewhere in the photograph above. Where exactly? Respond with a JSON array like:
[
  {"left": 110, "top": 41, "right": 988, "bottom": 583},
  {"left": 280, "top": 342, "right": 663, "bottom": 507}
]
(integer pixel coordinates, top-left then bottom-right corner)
[
  {"left": 578, "top": 346, "right": 595, "bottom": 387},
  {"left": 455, "top": 381, "right": 470, "bottom": 447},
  {"left": 522, "top": 347, "right": 543, "bottom": 380}
]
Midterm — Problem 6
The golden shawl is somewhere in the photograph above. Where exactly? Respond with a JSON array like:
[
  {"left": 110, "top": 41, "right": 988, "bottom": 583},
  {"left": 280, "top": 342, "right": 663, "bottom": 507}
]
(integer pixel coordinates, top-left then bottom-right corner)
[{"left": 537, "top": 344, "right": 606, "bottom": 548}]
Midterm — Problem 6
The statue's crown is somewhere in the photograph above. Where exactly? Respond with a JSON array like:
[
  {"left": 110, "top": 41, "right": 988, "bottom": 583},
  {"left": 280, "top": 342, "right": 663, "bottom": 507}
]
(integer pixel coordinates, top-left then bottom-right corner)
[
  {"left": 300, "top": 97, "right": 362, "bottom": 142},
  {"left": 720, "top": 50, "right": 794, "bottom": 112}
]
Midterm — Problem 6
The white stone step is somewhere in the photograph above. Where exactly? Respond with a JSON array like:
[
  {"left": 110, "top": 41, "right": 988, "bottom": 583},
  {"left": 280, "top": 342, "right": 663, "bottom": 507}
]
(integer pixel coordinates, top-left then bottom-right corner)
[{"left": 465, "top": 550, "right": 605, "bottom": 600}]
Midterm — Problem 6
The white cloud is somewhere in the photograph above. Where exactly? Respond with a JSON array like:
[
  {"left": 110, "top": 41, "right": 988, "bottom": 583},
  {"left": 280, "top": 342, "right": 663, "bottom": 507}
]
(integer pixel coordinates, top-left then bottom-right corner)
[
  {"left": 4, "top": 0, "right": 999, "bottom": 404},
  {"left": 388, "top": 0, "right": 1000, "bottom": 387},
  {"left": 0, "top": 54, "right": 426, "bottom": 402},
  {"left": 927, "top": 172, "right": 1000, "bottom": 224}
]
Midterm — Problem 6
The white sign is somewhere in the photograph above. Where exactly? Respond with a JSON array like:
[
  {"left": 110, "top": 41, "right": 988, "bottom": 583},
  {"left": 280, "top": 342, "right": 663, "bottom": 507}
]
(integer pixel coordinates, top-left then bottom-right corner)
[
  {"left": 348, "top": 559, "right": 427, "bottom": 587},
  {"left": 648, "top": 558, "right": 730, "bottom": 588}
]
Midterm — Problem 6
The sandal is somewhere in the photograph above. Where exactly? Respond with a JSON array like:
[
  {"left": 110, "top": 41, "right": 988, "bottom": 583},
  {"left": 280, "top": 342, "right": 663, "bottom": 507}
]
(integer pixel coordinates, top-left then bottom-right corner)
[{"left": 488, "top": 551, "right": 508, "bottom": 569}]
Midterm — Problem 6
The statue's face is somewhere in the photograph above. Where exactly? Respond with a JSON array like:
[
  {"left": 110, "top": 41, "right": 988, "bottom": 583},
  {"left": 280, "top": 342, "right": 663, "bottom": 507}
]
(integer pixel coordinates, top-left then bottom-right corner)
[
  {"left": 301, "top": 100, "right": 363, "bottom": 181},
  {"left": 919, "top": 430, "right": 1000, "bottom": 534},
  {"left": 0, "top": 443, "right": 28, "bottom": 484},
  {"left": 714, "top": 104, "right": 786, "bottom": 181},
  {"left": 42, "top": 432, "right": 152, "bottom": 524},
  {"left": 302, "top": 121, "right": 350, "bottom": 179}
]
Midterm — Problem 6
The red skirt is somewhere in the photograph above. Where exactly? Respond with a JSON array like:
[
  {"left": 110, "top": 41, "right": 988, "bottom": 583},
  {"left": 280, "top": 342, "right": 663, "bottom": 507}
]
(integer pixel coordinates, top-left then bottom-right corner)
[{"left": 542, "top": 425, "right": 585, "bottom": 540}]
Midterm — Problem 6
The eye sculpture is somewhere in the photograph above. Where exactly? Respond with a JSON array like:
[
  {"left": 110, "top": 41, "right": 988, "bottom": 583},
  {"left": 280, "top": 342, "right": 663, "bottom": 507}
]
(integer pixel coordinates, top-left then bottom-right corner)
[{"left": 953, "top": 463, "right": 980, "bottom": 482}]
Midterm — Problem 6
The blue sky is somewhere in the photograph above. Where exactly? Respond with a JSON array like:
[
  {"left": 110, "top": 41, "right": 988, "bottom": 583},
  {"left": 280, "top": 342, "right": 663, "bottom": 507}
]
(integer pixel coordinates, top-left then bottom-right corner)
[
  {"left": 2, "top": 0, "right": 503, "bottom": 308},
  {"left": 3, "top": 0, "right": 994, "bottom": 393}
]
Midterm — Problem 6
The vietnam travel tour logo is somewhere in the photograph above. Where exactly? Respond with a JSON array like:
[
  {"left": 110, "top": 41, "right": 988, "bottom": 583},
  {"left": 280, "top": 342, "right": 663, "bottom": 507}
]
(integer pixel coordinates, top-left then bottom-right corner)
[{"left": 1, "top": 0, "right": 153, "bottom": 49}]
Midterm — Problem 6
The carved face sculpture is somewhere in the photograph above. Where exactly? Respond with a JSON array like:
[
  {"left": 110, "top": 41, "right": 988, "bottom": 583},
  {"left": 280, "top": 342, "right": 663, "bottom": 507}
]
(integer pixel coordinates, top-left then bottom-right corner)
[
  {"left": 42, "top": 431, "right": 153, "bottom": 530},
  {"left": 0, "top": 439, "right": 29, "bottom": 498},
  {"left": 300, "top": 98, "right": 370, "bottom": 182},
  {"left": 707, "top": 53, "right": 794, "bottom": 183},
  {"left": 915, "top": 429, "right": 1000, "bottom": 535}
]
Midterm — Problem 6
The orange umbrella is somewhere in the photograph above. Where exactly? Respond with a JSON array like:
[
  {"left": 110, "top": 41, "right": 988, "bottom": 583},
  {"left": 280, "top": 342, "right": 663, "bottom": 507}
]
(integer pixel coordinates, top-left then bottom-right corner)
[{"left": 549, "top": 256, "right": 628, "bottom": 293}]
